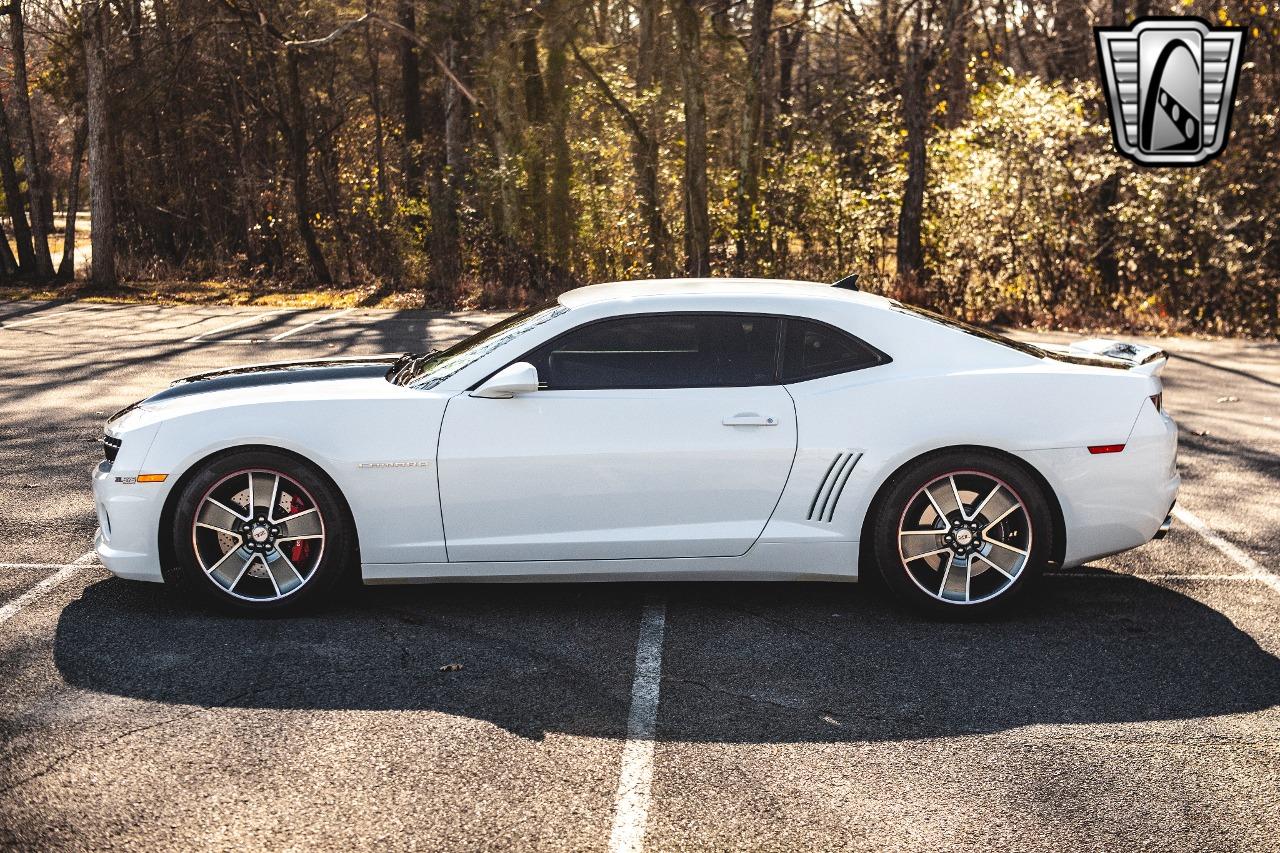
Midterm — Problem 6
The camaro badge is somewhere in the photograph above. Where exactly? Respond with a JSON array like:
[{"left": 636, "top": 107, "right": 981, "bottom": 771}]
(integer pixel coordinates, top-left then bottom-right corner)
[
  {"left": 357, "top": 460, "right": 433, "bottom": 469},
  {"left": 1094, "top": 17, "right": 1245, "bottom": 166}
]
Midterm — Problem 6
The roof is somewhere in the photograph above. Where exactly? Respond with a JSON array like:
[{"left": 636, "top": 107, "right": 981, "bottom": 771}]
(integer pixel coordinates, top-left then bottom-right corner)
[{"left": 557, "top": 277, "right": 894, "bottom": 310}]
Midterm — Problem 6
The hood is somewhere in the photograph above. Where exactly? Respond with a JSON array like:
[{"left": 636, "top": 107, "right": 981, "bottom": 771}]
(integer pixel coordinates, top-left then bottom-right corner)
[
  {"left": 147, "top": 355, "right": 403, "bottom": 404},
  {"left": 108, "top": 355, "right": 405, "bottom": 428}
]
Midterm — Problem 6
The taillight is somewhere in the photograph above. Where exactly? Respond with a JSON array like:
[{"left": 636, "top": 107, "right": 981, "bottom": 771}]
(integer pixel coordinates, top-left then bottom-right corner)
[{"left": 1150, "top": 392, "right": 1163, "bottom": 412}]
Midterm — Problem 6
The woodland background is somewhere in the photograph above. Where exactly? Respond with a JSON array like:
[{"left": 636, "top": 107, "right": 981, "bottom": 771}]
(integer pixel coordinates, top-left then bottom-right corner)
[{"left": 1, "top": 0, "right": 1277, "bottom": 334}]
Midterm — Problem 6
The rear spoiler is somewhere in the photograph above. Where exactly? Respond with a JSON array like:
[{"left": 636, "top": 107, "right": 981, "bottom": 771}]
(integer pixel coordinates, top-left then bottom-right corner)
[{"left": 1037, "top": 338, "right": 1168, "bottom": 376}]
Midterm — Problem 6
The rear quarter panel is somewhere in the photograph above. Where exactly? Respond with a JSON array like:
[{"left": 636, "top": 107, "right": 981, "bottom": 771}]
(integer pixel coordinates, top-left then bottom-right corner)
[{"left": 762, "top": 305, "right": 1161, "bottom": 564}]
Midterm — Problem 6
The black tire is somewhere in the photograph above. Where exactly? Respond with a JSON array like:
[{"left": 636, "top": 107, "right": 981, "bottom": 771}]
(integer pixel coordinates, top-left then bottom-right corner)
[
  {"left": 871, "top": 449, "right": 1052, "bottom": 619},
  {"left": 165, "top": 449, "right": 355, "bottom": 614}
]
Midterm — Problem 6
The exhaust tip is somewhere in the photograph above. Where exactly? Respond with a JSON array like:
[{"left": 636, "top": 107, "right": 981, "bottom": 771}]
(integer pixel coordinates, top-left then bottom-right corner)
[{"left": 1154, "top": 513, "right": 1174, "bottom": 540}]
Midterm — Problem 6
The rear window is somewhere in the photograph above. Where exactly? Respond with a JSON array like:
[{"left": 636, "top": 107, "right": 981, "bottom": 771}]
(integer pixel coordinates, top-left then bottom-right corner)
[
  {"left": 890, "top": 301, "right": 1046, "bottom": 359},
  {"left": 780, "top": 318, "right": 887, "bottom": 382}
]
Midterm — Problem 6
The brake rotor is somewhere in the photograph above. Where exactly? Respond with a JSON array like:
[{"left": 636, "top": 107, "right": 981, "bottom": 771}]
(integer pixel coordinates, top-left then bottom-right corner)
[{"left": 216, "top": 485, "right": 301, "bottom": 578}]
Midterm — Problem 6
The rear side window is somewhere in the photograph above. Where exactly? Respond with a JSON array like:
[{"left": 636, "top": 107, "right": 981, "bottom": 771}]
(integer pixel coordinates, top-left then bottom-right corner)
[
  {"left": 529, "top": 313, "right": 781, "bottom": 389},
  {"left": 780, "top": 318, "right": 886, "bottom": 382}
]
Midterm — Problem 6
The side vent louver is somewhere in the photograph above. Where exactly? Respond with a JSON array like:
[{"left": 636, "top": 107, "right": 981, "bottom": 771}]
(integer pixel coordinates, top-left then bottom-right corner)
[{"left": 807, "top": 452, "right": 862, "bottom": 522}]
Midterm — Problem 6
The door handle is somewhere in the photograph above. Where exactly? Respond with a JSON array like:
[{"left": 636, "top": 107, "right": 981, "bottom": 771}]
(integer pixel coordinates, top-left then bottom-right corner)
[{"left": 722, "top": 413, "right": 778, "bottom": 426}]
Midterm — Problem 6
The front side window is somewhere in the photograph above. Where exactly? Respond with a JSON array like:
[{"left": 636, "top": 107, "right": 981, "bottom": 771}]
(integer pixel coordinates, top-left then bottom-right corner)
[{"left": 528, "top": 313, "right": 781, "bottom": 389}]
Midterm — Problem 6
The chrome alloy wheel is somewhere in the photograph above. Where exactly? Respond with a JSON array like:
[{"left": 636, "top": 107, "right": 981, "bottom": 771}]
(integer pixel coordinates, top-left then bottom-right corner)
[
  {"left": 191, "top": 469, "right": 326, "bottom": 602},
  {"left": 896, "top": 471, "right": 1032, "bottom": 605}
]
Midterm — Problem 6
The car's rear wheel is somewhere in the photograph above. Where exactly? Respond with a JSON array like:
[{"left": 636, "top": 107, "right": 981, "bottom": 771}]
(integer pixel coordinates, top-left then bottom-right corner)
[
  {"left": 872, "top": 450, "right": 1052, "bottom": 617},
  {"left": 167, "top": 450, "right": 353, "bottom": 613}
]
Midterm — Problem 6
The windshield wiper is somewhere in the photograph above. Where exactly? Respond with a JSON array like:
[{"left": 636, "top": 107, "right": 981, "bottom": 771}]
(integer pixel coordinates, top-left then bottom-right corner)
[
  {"left": 386, "top": 352, "right": 416, "bottom": 384},
  {"left": 387, "top": 349, "right": 441, "bottom": 385}
]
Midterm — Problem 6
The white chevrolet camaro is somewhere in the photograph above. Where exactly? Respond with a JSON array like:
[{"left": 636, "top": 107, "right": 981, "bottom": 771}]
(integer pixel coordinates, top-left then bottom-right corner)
[{"left": 93, "top": 279, "right": 1179, "bottom": 616}]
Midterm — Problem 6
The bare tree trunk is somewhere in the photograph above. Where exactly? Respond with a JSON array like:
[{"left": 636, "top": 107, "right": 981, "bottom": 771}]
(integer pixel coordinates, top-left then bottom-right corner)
[
  {"left": 518, "top": 16, "right": 549, "bottom": 261},
  {"left": 488, "top": 40, "right": 522, "bottom": 245},
  {"left": 734, "top": 0, "right": 774, "bottom": 273},
  {"left": 425, "top": 72, "right": 460, "bottom": 296},
  {"left": 399, "top": 0, "right": 425, "bottom": 198},
  {"left": 84, "top": 0, "right": 115, "bottom": 290},
  {"left": 1049, "top": 0, "right": 1093, "bottom": 82},
  {"left": 124, "top": 0, "right": 176, "bottom": 258},
  {"left": 896, "top": 34, "right": 927, "bottom": 285},
  {"left": 672, "top": 0, "right": 710, "bottom": 277},
  {"left": 0, "top": 219, "right": 16, "bottom": 277},
  {"left": 0, "top": 102, "right": 35, "bottom": 273},
  {"left": 773, "top": 2, "right": 807, "bottom": 271},
  {"left": 939, "top": 20, "right": 971, "bottom": 129},
  {"left": 544, "top": 0, "right": 573, "bottom": 273},
  {"left": 595, "top": 0, "right": 609, "bottom": 40},
  {"left": 574, "top": 35, "right": 668, "bottom": 276},
  {"left": 635, "top": 0, "right": 667, "bottom": 276},
  {"left": 1093, "top": 0, "right": 1127, "bottom": 300},
  {"left": 444, "top": 1, "right": 472, "bottom": 203},
  {"left": 285, "top": 47, "right": 332, "bottom": 284},
  {"left": 7, "top": 2, "right": 54, "bottom": 277},
  {"left": 58, "top": 114, "right": 88, "bottom": 279},
  {"left": 776, "top": 3, "right": 806, "bottom": 156},
  {"left": 364, "top": 4, "right": 390, "bottom": 210},
  {"left": 227, "top": 68, "right": 286, "bottom": 273}
]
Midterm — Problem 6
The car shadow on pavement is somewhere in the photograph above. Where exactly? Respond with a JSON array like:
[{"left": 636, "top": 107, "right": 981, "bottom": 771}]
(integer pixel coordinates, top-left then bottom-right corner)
[{"left": 53, "top": 574, "right": 1280, "bottom": 743}]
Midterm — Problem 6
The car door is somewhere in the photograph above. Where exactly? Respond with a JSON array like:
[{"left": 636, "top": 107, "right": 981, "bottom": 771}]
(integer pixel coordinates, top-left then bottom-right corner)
[{"left": 436, "top": 313, "right": 798, "bottom": 562}]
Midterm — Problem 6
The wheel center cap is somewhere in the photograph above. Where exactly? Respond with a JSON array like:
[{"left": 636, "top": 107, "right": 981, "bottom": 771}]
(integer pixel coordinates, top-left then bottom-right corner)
[
  {"left": 953, "top": 528, "right": 974, "bottom": 546},
  {"left": 250, "top": 525, "right": 270, "bottom": 544}
]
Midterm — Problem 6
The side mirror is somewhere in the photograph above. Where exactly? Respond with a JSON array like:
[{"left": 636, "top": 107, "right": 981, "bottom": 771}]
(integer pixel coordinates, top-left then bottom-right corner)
[{"left": 472, "top": 362, "right": 540, "bottom": 398}]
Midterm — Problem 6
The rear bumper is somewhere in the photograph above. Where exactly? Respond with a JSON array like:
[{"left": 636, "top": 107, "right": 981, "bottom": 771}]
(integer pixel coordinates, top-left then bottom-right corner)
[
  {"left": 92, "top": 461, "right": 167, "bottom": 583},
  {"left": 1019, "top": 402, "right": 1179, "bottom": 568}
]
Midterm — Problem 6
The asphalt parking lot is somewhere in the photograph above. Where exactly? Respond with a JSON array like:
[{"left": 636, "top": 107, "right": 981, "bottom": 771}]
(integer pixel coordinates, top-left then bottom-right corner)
[{"left": 1, "top": 300, "right": 1278, "bottom": 851}]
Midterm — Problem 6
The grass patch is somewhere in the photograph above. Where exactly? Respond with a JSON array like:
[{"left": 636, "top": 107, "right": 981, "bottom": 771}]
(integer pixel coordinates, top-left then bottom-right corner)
[{"left": 0, "top": 277, "right": 435, "bottom": 310}]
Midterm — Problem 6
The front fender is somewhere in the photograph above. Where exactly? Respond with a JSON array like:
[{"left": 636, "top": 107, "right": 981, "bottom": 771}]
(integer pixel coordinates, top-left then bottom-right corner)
[{"left": 136, "top": 395, "right": 450, "bottom": 565}]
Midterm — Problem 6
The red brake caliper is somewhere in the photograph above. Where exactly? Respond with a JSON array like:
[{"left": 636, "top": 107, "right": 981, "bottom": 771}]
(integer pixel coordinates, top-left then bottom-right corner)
[{"left": 288, "top": 495, "right": 311, "bottom": 563}]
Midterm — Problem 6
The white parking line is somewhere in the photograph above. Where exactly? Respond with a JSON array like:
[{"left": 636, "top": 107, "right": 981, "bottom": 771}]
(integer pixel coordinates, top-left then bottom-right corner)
[
  {"left": 1049, "top": 572, "right": 1258, "bottom": 581},
  {"left": 184, "top": 310, "right": 281, "bottom": 343},
  {"left": 269, "top": 308, "right": 354, "bottom": 341},
  {"left": 0, "top": 562, "right": 100, "bottom": 570},
  {"left": 219, "top": 339, "right": 326, "bottom": 344},
  {"left": 1173, "top": 505, "right": 1280, "bottom": 596},
  {"left": 0, "top": 304, "right": 98, "bottom": 329},
  {"left": 608, "top": 599, "right": 667, "bottom": 853},
  {"left": 0, "top": 551, "right": 97, "bottom": 627}
]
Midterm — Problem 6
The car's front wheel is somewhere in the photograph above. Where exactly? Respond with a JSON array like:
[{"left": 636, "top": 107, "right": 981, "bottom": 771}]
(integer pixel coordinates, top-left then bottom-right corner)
[
  {"left": 167, "top": 450, "right": 353, "bottom": 613},
  {"left": 872, "top": 450, "right": 1052, "bottom": 617}
]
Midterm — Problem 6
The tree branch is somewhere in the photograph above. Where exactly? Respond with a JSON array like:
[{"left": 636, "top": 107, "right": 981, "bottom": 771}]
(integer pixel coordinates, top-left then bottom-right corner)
[
  {"left": 217, "top": 3, "right": 480, "bottom": 107},
  {"left": 570, "top": 41, "right": 648, "bottom": 146},
  {"left": 284, "top": 12, "right": 479, "bottom": 107}
]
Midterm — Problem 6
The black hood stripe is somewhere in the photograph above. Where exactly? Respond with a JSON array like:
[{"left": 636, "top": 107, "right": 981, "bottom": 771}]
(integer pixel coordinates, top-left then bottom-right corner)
[{"left": 145, "top": 356, "right": 403, "bottom": 404}]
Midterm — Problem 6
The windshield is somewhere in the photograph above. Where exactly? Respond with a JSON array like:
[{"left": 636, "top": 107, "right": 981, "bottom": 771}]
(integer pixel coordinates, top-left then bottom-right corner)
[{"left": 388, "top": 302, "right": 569, "bottom": 388}]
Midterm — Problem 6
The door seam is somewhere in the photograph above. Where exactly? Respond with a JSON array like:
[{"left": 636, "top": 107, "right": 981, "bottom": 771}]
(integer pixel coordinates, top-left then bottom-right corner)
[
  {"left": 436, "top": 393, "right": 456, "bottom": 562},
  {"left": 741, "top": 384, "right": 801, "bottom": 556}
]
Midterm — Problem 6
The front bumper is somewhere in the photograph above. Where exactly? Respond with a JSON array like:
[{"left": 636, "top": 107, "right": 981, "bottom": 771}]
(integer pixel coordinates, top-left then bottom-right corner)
[{"left": 92, "top": 461, "right": 167, "bottom": 583}]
